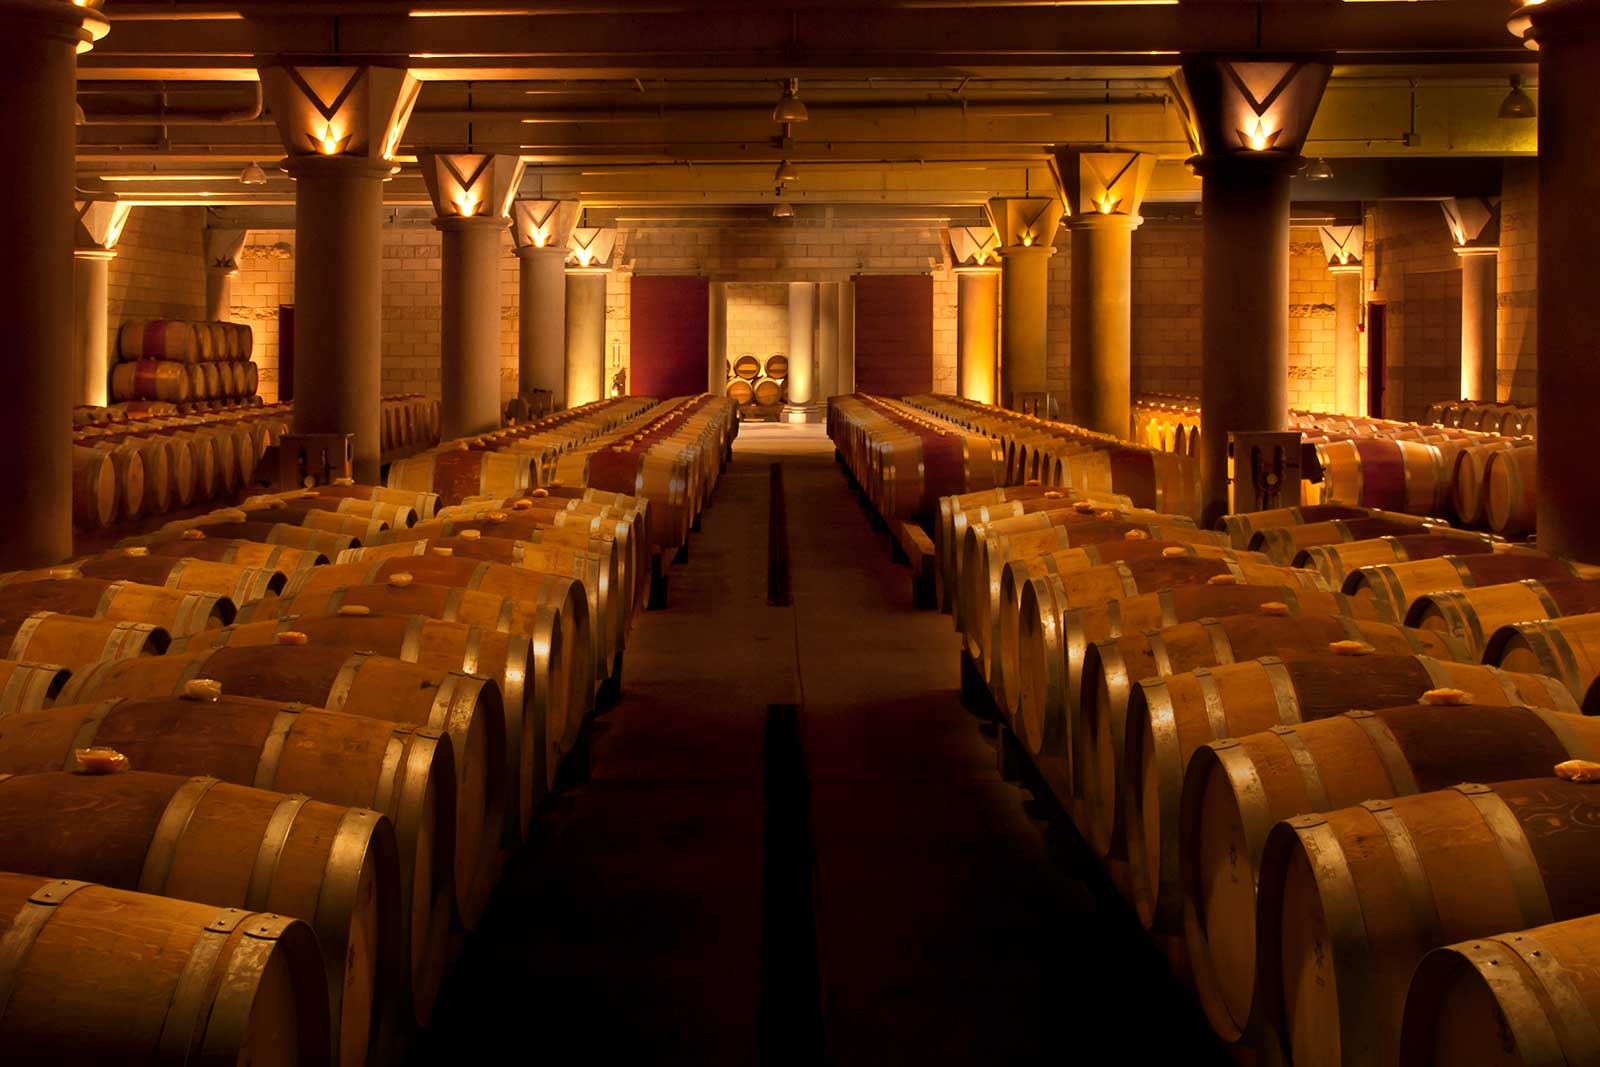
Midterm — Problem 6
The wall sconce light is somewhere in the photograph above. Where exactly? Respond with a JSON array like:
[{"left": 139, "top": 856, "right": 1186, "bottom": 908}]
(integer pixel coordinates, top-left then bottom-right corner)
[
  {"left": 1499, "top": 74, "right": 1536, "bottom": 120},
  {"left": 452, "top": 191, "right": 482, "bottom": 217},
  {"left": 1238, "top": 116, "right": 1280, "bottom": 152},
  {"left": 1094, "top": 195, "right": 1120, "bottom": 215},
  {"left": 1020, "top": 232, "right": 1034, "bottom": 247},
  {"left": 314, "top": 122, "right": 346, "bottom": 155}
]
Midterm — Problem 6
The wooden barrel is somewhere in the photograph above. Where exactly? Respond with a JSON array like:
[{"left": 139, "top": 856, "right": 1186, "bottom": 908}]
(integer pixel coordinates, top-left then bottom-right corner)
[
  {"left": 0, "top": 695, "right": 454, "bottom": 1028},
  {"left": 108, "top": 431, "right": 195, "bottom": 509},
  {"left": 0, "top": 871, "right": 329, "bottom": 1064},
  {"left": 59, "top": 646, "right": 503, "bottom": 931},
  {"left": 751, "top": 377, "right": 783, "bottom": 405},
  {"left": 169, "top": 608, "right": 586, "bottom": 840},
  {"left": 2, "top": 611, "right": 168, "bottom": 667},
  {"left": 243, "top": 360, "right": 260, "bottom": 396},
  {"left": 118, "top": 319, "right": 199, "bottom": 362},
  {"left": 387, "top": 449, "right": 539, "bottom": 508},
  {"left": 142, "top": 536, "right": 327, "bottom": 578},
  {"left": 1408, "top": 578, "right": 1600, "bottom": 657},
  {"left": 985, "top": 554, "right": 1324, "bottom": 714},
  {"left": 1344, "top": 551, "right": 1597, "bottom": 622},
  {"left": 237, "top": 322, "right": 254, "bottom": 359},
  {"left": 87, "top": 440, "right": 149, "bottom": 522},
  {"left": 72, "top": 444, "right": 119, "bottom": 530},
  {"left": 1295, "top": 531, "right": 1500, "bottom": 587},
  {"left": 1449, "top": 440, "right": 1521, "bottom": 525},
  {"left": 0, "top": 660, "right": 71, "bottom": 714},
  {"left": 733, "top": 354, "right": 762, "bottom": 381},
  {"left": 1183, "top": 704, "right": 1600, "bottom": 1047},
  {"left": 1400, "top": 910, "right": 1600, "bottom": 1067},
  {"left": 1486, "top": 613, "right": 1600, "bottom": 712},
  {"left": 129, "top": 520, "right": 358, "bottom": 557},
  {"left": 1250, "top": 515, "right": 1446, "bottom": 564},
  {"left": 235, "top": 581, "right": 541, "bottom": 637},
  {"left": 0, "top": 575, "right": 234, "bottom": 635},
  {"left": 76, "top": 552, "right": 286, "bottom": 604},
  {"left": 1218, "top": 504, "right": 1386, "bottom": 549},
  {"left": 313, "top": 483, "right": 440, "bottom": 522},
  {"left": 1313, "top": 438, "right": 1447, "bottom": 516},
  {"left": 1012, "top": 582, "right": 1385, "bottom": 780},
  {"left": 726, "top": 379, "right": 753, "bottom": 405},
  {"left": 765, "top": 353, "right": 789, "bottom": 379},
  {"left": 0, "top": 770, "right": 398, "bottom": 1067},
  {"left": 1258, "top": 777, "right": 1600, "bottom": 1067},
  {"left": 1486, "top": 445, "right": 1539, "bottom": 537},
  {"left": 1103, "top": 651, "right": 1576, "bottom": 873}
]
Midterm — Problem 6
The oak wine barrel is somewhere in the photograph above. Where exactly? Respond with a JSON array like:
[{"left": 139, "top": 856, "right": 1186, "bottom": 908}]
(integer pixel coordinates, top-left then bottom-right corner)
[
  {"left": 1250, "top": 514, "right": 1445, "bottom": 564},
  {"left": 1486, "top": 612, "right": 1600, "bottom": 713},
  {"left": 1486, "top": 445, "right": 1539, "bottom": 537},
  {"left": 1345, "top": 551, "right": 1598, "bottom": 622},
  {"left": 117, "top": 319, "right": 199, "bottom": 362},
  {"left": 733, "top": 354, "right": 761, "bottom": 381},
  {"left": 0, "top": 575, "right": 233, "bottom": 635},
  {"left": 2, "top": 611, "right": 168, "bottom": 667},
  {"left": 1295, "top": 531, "right": 1500, "bottom": 587},
  {"left": 72, "top": 444, "right": 119, "bottom": 530},
  {"left": 76, "top": 552, "right": 286, "bottom": 604},
  {"left": 0, "top": 660, "right": 71, "bottom": 715},
  {"left": 1409, "top": 577, "right": 1600, "bottom": 656},
  {"left": 1217, "top": 504, "right": 1384, "bottom": 549}
]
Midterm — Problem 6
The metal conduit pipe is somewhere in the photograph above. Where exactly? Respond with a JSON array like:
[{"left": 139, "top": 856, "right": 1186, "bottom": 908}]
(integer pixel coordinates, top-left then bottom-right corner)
[{"left": 78, "top": 81, "right": 264, "bottom": 126}]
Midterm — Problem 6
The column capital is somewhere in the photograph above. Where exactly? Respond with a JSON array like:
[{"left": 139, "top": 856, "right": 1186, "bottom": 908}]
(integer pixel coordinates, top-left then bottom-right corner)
[
  {"left": 1318, "top": 223, "right": 1364, "bottom": 273},
  {"left": 282, "top": 153, "right": 398, "bottom": 182},
  {"left": 1175, "top": 56, "right": 1331, "bottom": 167},
  {"left": 260, "top": 63, "right": 420, "bottom": 163},
  {"left": 512, "top": 199, "right": 581, "bottom": 252},
  {"left": 567, "top": 226, "right": 617, "bottom": 270},
  {"left": 73, "top": 248, "right": 116, "bottom": 263},
  {"left": 0, "top": 0, "right": 109, "bottom": 52},
  {"left": 985, "top": 197, "right": 1063, "bottom": 250},
  {"left": 73, "top": 196, "right": 131, "bottom": 253},
  {"left": 948, "top": 224, "right": 1000, "bottom": 268},
  {"left": 1051, "top": 148, "right": 1156, "bottom": 222},
  {"left": 1510, "top": 0, "right": 1600, "bottom": 48},
  {"left": 419, "top": 151, "right": 525, "bottom": 221},
  {"left": 1441, "top": 197, "right": 1501, "bottom": 252},
  {"left": 204, "top": 227, "right": 247, "bottom": 275}
]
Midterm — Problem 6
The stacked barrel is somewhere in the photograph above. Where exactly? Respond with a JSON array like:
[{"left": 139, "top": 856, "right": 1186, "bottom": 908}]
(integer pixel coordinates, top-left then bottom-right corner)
[
  {"left": 113, "top": 319, "right": 259, "bottom": 405},
  {"left": 380, "top": 394, "right": 443, "bottom": 462},
  {"left": 68, "top": 401, "right": 291, "bottom": 531},
  {"left": 1425, "top": 397, "right": 1537, "bottom": 437},
  {"left": 890, "top": 411, "right": 1600, "bottom": 1067},
  {"left": 725, "top": 353, "right": 788, "bottom": 416},
  {"left": 0, "top": 454, "right": 695, "bottom": 1063}
]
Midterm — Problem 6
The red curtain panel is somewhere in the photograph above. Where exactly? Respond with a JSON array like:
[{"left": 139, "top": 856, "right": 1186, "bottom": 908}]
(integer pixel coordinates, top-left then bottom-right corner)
[
  {"left": 630, "top": 275, "right": 710, "bottom": 398},
  {"left": 853, "top": 274, "right": 933, "bottom": 397}
]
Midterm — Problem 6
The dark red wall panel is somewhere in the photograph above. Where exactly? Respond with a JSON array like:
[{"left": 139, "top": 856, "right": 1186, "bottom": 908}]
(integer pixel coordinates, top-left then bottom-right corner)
[
  {"left": 853, "top": 274, "right": 933, "bottom": 397},
  {"left": 630, "top": 275, "right": 709, "bottom": 398}
]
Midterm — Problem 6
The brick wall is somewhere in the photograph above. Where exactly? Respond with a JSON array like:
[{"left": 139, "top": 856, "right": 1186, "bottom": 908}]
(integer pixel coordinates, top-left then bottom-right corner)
[
  {"left": 1288, "top": 235, "right": 1338, "bottom": 412},
  {"left": 1368, "top": 201, "right": 1463, "bottom": 421},
  {"left": 726, "top": 283, "right": 789, "bottom": 368},
  {"left": 106, "top": 206, "right": 208, "bottom": 360},
  {"left": 1130, "top": 220, "right": 1203, "bottom": 398},
  {"left": 1498, "top": 159, "right": 1537, "bottom": 404},
  {"left": 232, "top": 228, "right": 293, "bottom": 402}
]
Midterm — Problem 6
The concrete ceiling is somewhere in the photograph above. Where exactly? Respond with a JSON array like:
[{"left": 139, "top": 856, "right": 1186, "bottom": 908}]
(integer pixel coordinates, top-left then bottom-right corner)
[{"left": 76, "top": 1, "right": 1540, "bottom": 216}]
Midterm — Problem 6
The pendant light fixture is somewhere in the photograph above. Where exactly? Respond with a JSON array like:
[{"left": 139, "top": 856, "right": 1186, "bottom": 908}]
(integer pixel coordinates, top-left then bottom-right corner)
[
  {"left": 1498, "top": 74, "right": 1536, "bottom": 120},
  {"left": 772, "top": 78, "right": 808, "bottom": 124}
]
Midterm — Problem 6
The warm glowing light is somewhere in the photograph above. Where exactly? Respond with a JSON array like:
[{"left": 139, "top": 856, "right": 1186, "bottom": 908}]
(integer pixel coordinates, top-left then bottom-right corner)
[
  {"left": 574, "top": 246, "right": 596, "bottom": 267},
  {"left": 1337, "top": 251, "right": 1351, "bottom": 265},
  {"left": 1094, "top": 195, "right": 1120, "bottom": 215},
  {"left": 318, "top": 122, "right": 341, "bottom": 155},
  {"left": 453, "top": 191, "right": 481, "bottom": 217},
  {"left": 1021, "top": 232, "right": 1034, "bottom": 247},
  {"left": 1241, "top": 117, "right": 1279, "bottom": 152},
  {"left": 531, "top": 232, "right": 549, "bottom": 249}
]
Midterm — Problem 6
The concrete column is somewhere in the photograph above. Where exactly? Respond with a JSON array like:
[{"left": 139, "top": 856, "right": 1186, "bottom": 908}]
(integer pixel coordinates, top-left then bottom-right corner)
[
  {"left": 956, "top": 268, "right": 999, "bottom": 404},
  {"left": 1457, "top": 248, "right": 1499, "bottom": 402},
  {"left": 817, "top": 281, "right": 840, "bottom": 400},
  {"left": 707, "top": 280, "right": 728, "bottom": 395},
  {"left": 1511, "top": 0, "right": 1600, "bottom": 560},
  {"left": 284, "top": 155, "right": 390, "bottom": 484},
  {"left": 72, "top": 251, "right": 115, "bottom": 407},
  {"left": 997, "top": 246, "right": 1052, "bottom": 409},
  {"left": 564, "top": 270, "right": 608, "bottom": 407},
  {"left": 516, "top": 245, "right": 568, "bottom": 404},
  {"left": 435, "top": 217, "right": 505, "bottom": 438},
  {"left": 204, "top": 268, "right": 236, "bottom": 323},
  {"left": 0, "top": 1, "right": 105, "bottom": 567},
  {"left": 1197, "top": 157, "right": 1297, "bottom": 525},
  {"left": 837, "top": 279, "right": 856, "bottom": 394},
  {"left": 1330, "top": 266, "right": 1363, "bottom": 416},
  {"left": 1068, "top": 215, "right": 1140, "bottom": 439},
  {"left": 783, "top": 281, "right": 819, "bottom": 421}
]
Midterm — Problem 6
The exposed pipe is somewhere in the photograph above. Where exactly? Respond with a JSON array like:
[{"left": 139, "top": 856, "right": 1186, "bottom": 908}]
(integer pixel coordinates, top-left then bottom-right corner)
[
  {"left": 79, "top": 81, "right": 264, "bottom": 126},
  {"left": 407, "top": 97, "right": 1170, "bottom": 123}
]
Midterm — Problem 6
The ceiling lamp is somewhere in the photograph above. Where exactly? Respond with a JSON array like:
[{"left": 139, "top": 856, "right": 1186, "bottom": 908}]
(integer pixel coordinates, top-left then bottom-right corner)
[
  {"left": 239, "top": 161, "right": 268, "bottom": 186},
  {"left": 1305, "top": 158, "right": 1334, "bottom": 181},
  {"left": 772, "top": 78, "right": 808, "bottom": 124},
  {"left": 774, "top": 159, "right": 798, "bottom": 183},
  {"left": 1499, "top": 74, "right": 1536, "bottom": 120},
  {"left": 772, "top": 202, "right": 795, "bottom": 219}
]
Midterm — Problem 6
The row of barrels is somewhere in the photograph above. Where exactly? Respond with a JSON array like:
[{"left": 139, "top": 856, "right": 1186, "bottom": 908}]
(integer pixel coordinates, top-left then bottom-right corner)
[
  {"left": 0, "top": 473, "right": 674, "bottom": 1064},
  {"left": 726, "top": 375, "right": 786, "bottom": 407},
  {"left": 74, "top": 397, "right": 267, "bottom": 425},
  {"left": 828, "top": 394, "right": 1004, "bottom": 523},
  {"left": 1424, "top": 397, "right": 1537, "bottom": 437},
  {"left": 118, "top": 318, "right": 254, "bottom": 363},
  {"left": 730, "top": 352, "right": 788, "bottom": 382},
  {"left": 70, "top": 407, "right": 292, "bottom": 530},
  {"left": 109, "top": 357, "right": 260, "bottom": 404},
  {"left": 930, "top": 485, "right": 1600, "bottom": 1065},
  {"left": 1133, "top": 394, "right": 1201, "bottom": 456},
  {"left": 380, "top": 393, "right": 443, "bottom": 462}
]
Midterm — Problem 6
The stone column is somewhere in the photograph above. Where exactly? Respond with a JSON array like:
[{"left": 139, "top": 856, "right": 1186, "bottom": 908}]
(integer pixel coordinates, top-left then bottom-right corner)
[
  {"left": 837, "top": 278, "right": 856, "bottom": 394},
  {"left": 1179, "top": 57, "right": 1331, "bottom": 524},
  {"left": 564, "top": 270, "right": 609, "bottom": 407},
  {"left": 72, "top": 251, "right": 115, "bottom": 407},
  {"left": 0, "top": 0, "right": 108, "bottom": 567},
  {"left": 707, "top": 280, "right": 728, "bottom": 395},
  {"left": 1318, "top": 224, "right": 1365, "bottom": 416},
  {"left": 783, "top": 281, "right": 819, "bottom": 421},
  {"left": 420, "top": 152, "right": 525, "bottom": 439},
  {"left": 1055, "top": 150, "right": 1156, "bottom": 439},
  {"left": 203, "top": 228, "right": 247, "bottom": 322},
  {"left": 986, "top": 198, "right": 1063, "bottom": 413},
  {"left": 511, "top": 199, "right": 579, "bottom": 405},
  {"left": 1441, "top": 198, "right": 1502, "bottom": 403},
  {"left": 817, "top": 281, "right": 840, "bottom": 400},
  {"left": 259, "top": 63, "right": 422, "bottom": 484},
  {"left": 955, "top": 269, "right": 1000, "bottom": 404},
  {"left": 1509, "top": 0, "right": 1600, "bottom": 559}
]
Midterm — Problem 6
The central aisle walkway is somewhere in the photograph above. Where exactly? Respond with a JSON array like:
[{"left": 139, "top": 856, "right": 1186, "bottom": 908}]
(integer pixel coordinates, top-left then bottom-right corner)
[{"left": 413, "top": 421, "right": 1226, "bottom": 1066}]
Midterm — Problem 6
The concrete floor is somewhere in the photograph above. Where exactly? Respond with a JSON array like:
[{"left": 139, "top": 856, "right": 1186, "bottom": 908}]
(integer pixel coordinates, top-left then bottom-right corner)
[{"left": 410, "top": 420, "right": 1226, "bottom": 1066}]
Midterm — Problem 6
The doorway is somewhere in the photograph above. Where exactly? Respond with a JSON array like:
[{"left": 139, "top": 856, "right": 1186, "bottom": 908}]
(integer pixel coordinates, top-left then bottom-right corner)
[{"left": 1366, "top": 301, "right": 1387, "bottom": 419}]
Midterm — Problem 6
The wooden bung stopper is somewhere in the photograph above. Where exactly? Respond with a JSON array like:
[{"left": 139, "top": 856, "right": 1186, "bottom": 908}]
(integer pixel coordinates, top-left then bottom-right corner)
[
  {"left": 73, "top": 747, "right": 130, "bottom": 775},
  {"left": 387, "top": 572, "right": 414, "bottom": 587},
  {"left": 1420, "top": 687, "right": 1472, "bottom": 706},
  {"left": 1207, "top": 574, "right": 1238, "bottom": 585},
  {"left": 1555, "top": 759, "right": 1600, "bottom": 783},
  {"left": 1329, "top": 640, "right": 1375, "bottom": 656},
  {"left": 182, "top": 678, "right": 222, "bottom": 702},
  {"left": 181, "top": 528, "right": 206, "bottom": 540},
  {"left": 1260, "top": 601, "right": 1291, "bottom": 617},
  {"left": 275, "top": 631, "right": 309, "bottom": 646},
  {"left": 1161, "top": 546, "right": 1188, "bottom": 559},
  {"left": 336, "top": 604, "right": 370, "bottom": 616}
]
